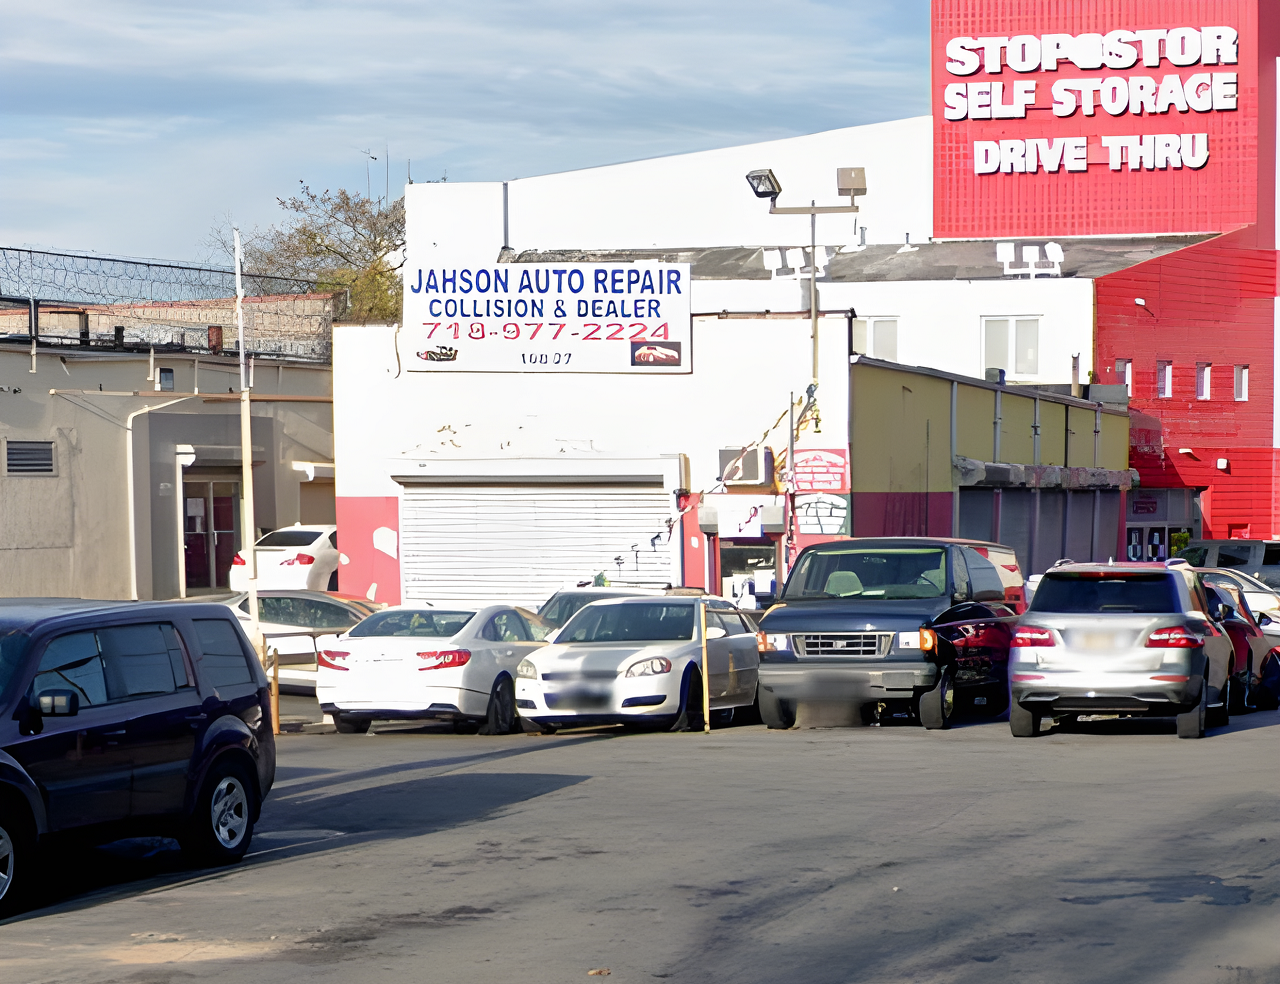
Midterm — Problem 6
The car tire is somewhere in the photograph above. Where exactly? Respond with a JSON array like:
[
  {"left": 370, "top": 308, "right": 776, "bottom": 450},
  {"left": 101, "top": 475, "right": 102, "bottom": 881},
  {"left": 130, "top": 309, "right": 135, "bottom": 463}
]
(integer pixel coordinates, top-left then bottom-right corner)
[
  {"left": 453, "top": 719, "right": 482, "bottom": 735},
  {"left": 333, "top": 714, "right": 370, "bottom": 734},
  {"left": 1177, "top": 681, "right": 1207, "bottom": 739},
  {"left": 918, "top": 666, "right": 955, "bottom": 730},
  {"left": 757, "top": 687, "right": 794, "bottom": 730},
  {"left": 1229, "top": 668, "right": 1250, "bottom": 716},
  {"left": 180, "top": 758, "right": 257, "bottom": 866},
  {"left": 670, "top": 668, "right": 706, "bottom": 732},
  {"left": 1207, "top": 674, "right": 1230, "bottom": 730},
  {"left": 1009, "top": 701, "right": 1040, "bottom": 738},
  {"left": 0, "top": 795, "right": 34, "bottom": 918},
  {"left": 479, "top": 676, "right": 518, "bottom": 735}
]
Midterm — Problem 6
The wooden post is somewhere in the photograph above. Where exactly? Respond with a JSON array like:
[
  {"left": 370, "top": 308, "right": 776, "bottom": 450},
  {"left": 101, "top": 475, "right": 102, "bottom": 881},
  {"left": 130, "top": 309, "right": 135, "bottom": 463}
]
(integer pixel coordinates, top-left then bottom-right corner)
[{"left": 699, "top": 603, "right": 711, "bottom": 733}]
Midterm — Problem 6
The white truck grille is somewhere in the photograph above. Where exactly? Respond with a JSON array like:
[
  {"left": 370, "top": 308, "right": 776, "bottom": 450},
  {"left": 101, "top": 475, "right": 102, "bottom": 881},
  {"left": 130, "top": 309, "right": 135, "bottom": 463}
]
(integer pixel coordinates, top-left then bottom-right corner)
[{"left": 795, "top": 633, "right": 894, "bottom": 657}]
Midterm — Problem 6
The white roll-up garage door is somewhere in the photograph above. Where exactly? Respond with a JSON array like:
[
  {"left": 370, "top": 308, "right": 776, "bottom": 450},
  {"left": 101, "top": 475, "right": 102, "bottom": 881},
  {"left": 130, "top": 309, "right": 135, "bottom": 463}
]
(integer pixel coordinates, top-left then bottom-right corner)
[{"left": 400, "top": 484, "right": 675, "bottom": 606}]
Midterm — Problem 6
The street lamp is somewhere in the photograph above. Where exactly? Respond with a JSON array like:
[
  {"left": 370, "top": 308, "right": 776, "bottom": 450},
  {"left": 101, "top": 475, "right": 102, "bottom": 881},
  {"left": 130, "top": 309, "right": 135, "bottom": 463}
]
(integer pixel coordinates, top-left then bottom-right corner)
[{"left": 744, "top": 167, "right": 866, "bottom": 388}]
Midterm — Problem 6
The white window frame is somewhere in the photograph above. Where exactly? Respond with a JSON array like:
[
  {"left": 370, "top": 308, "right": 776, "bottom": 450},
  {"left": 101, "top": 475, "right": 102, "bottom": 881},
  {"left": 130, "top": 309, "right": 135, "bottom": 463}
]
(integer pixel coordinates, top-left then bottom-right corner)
[
  {"left": 1157, "top": 361, "right": 1173, "bottom": 398},
  {"left": 1115, "top": 358, "right": 1132, "bottom": 396},
  {"left": 1235, "top": 364, "right": 1249, "bottom": 401},
  {"left": 1195, "top": 363, "right": 1211, "bottom": 400},
  {"left": 982, "top": 315, "right": 1041, "bottom": 378},
  {"left": 851, "top": 317, "right": 899, "bottom": 362}
]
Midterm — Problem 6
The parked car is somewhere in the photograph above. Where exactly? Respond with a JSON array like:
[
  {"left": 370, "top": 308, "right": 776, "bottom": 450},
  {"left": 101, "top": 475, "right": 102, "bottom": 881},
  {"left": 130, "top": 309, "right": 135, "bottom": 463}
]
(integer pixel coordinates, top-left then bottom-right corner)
[
  {"left": 1202, "top": 581, "right": 1280, "bottom": 713},
  {"left": 317, "top": 605, "right": 545, "bottom": 734},
  {"left": 537, "top": 586, "right": 666, "bottom": 629},
  {"left": 219, "top": 590, "right": 378, "bottom": 694},
  {"left": 1176, "top": 539, "right": 1280, "bottom": 590},
  {"left": 1009, "top": 562, "right": 1234, "bottom": 738},
  {"left": 1198, "top": 567, "right": 1280, "bottom": 625},
  {"left": 230, "top": 525, "right": 340, "bottom": 592},
  {"left": 755, "top": 538, "right": 1025, "bottom": 729},
  {"left": 0, "top": 600, "right": 275, "bottom": 916},
  {"left": 515, "top": 597, "right": 760, "bottom": 732}
]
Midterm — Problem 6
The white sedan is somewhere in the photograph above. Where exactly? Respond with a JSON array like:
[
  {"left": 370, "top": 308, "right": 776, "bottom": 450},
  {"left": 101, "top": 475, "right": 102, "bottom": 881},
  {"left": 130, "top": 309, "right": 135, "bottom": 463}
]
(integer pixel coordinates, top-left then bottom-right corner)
[
  {"left": 230, "top": 524, "right": 340, "bottom": 592},
  {"left": 515, "top": 597, "right": 761, "bottom": 732},
  {"left": 317, "top": 605, "right": 545, "bottom": 734}
]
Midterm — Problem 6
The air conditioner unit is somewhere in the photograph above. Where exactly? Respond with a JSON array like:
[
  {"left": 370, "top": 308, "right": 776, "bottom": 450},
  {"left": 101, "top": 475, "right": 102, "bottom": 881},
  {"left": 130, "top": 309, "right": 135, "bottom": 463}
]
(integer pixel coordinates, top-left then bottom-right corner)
[{"left": 718, "top": 446, "right": 774, "bottom": 485}]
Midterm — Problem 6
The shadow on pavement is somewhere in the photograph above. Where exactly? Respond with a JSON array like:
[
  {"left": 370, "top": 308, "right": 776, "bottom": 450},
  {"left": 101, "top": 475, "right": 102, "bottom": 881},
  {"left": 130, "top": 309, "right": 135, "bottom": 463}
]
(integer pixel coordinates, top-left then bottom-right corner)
[{"left": 12, "top": 769, "right": 588, "bottom": 923}]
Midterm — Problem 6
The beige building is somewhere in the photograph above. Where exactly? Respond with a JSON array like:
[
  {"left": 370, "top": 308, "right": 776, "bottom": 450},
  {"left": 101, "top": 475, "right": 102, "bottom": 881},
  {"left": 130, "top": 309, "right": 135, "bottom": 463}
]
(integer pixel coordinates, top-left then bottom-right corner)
[{"left": 0, "top": 340, "right": 332, "bottom": 600}]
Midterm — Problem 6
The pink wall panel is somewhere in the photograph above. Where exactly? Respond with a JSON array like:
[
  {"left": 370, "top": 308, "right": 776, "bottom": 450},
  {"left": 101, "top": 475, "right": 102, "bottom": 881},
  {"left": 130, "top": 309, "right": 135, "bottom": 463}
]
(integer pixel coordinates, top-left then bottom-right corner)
[{"left": 334, "top": 496, "right": 402, "bottom": 606}]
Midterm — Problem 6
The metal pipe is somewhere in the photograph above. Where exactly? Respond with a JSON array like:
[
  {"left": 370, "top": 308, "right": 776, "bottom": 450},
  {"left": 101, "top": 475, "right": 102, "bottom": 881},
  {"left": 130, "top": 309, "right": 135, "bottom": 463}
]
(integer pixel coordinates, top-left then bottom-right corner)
[
  {"left": 502, "top": 181, "right": 510, "bottom": 249},
  {"left": 1093, "top": 405, "right": 1102, "bottom": 466},
  {"left": 810, "top": 206, "right": 819, "bottom": 387},
  {"left": 234, "top": 228, "right": 261, "bottom": 659},
  {"left": 993, "top": 390, "right": 1002, "bottom": 463},
  {"left": 1033, "top": 397, "right": 1041, "bottom": 465},
  {"left": 950, "top": 380, "right": 959, "bottom": 535},
  {"left": 699, "top": 602, "right": 711, "bottom": 734},
  {"left": 125, "top": 398, "right": 192, "bottom": 600}
]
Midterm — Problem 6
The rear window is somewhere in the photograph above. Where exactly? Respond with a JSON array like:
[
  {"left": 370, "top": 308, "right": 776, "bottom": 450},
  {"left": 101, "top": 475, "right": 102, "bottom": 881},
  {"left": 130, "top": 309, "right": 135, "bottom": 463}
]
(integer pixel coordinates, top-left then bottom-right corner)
[
  {"left": 1029, "top": 573, "right": 1181, "bottom": 614},
  {"left": 349, "top": 610, "right": 475, "bottom": 638},
  {"left": 256, "top": 530, "right": 323, "bottom": 547},
  {"left": 194, "top": 619, "right": 256, "bottom": 687}
]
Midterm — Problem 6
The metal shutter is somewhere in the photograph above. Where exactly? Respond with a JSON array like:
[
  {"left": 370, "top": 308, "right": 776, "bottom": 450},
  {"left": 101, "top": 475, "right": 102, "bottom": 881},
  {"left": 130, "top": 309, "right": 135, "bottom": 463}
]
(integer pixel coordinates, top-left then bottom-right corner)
[
  {"left": 400, "top": 484, "right": 674, "bottom": 606},
  {"left": 6, "top": 441, "right": 54, "bottom": 474}
]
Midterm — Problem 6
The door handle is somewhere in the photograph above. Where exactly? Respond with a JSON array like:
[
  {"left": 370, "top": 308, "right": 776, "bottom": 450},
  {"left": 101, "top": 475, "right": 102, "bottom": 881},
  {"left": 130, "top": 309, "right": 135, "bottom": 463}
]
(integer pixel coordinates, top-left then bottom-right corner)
[{"left": 98, "top": 729, "right": 126, "bottom": 736}]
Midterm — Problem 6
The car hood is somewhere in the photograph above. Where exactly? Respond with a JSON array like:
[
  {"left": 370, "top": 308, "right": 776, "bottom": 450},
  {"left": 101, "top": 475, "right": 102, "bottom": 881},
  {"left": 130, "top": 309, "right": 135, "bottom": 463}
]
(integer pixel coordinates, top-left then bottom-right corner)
[
  {"left": 529, "top": 639, "right": 695, "bottom": 672},
  {"left": 759, "top": 598, "right": 949, "bottom": 633}
]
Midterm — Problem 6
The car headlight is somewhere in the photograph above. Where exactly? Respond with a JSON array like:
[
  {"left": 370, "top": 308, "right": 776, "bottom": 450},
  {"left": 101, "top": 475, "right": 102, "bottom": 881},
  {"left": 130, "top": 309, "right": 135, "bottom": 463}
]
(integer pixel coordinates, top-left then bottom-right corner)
[
  {"left": 756, "top": 632, "right": 791, "bottom": 652},
  {"left": 625, "top": 657, "right": 672, "bottom": 677},
  {"left": 516, "top": 659, "right": 539, "bottom": 680}
]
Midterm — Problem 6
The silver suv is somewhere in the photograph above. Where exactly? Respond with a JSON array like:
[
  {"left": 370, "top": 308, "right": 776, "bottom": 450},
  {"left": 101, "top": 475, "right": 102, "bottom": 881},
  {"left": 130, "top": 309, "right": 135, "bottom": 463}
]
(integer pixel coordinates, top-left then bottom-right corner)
[{"left": 1010, "top": 562, "right": 1234, "bottom": 739}]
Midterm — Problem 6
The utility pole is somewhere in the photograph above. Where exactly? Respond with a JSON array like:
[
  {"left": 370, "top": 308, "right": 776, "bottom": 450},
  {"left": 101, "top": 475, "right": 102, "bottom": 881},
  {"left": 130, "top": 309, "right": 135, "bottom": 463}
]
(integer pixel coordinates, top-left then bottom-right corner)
[{"left": 234, "top": 228, "right": 261, "bottom": 660}]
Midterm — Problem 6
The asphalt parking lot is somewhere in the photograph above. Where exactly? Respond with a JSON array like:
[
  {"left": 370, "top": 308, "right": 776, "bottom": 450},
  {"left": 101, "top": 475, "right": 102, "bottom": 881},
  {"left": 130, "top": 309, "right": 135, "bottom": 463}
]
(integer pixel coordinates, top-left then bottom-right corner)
[{"left": 5, "top": 707, "right": 1280, "bottom": 984}]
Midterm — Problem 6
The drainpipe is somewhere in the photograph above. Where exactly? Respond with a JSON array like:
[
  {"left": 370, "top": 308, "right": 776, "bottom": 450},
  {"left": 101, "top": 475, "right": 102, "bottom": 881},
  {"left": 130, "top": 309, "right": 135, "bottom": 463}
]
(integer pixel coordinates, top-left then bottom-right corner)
[
  {"left": 126, "top": 398, "right": 192, "bottom": 600},
  {"left": 950, "top": 381, "right": 958, "bottom": 535}
]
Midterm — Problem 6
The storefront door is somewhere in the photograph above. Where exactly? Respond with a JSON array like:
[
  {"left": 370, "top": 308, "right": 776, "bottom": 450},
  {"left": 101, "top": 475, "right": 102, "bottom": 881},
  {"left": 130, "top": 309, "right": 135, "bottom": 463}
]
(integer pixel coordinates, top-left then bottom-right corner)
[{"left": 183, "top": 481, "right": 240, "bottom": 590}]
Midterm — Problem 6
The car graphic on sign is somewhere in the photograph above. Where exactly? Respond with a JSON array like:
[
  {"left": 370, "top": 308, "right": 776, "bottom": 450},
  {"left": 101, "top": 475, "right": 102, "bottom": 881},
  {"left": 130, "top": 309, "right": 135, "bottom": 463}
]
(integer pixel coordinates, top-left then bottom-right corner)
[{"left": 631, "top": 342, "right": 681, "bottom": 366}]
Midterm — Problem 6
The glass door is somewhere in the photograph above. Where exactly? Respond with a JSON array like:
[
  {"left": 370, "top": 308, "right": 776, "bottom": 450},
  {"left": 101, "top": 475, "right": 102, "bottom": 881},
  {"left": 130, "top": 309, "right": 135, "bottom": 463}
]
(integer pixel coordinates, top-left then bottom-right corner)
[{"left": 184, "top": 481, "right": 240, "bottom": 590}]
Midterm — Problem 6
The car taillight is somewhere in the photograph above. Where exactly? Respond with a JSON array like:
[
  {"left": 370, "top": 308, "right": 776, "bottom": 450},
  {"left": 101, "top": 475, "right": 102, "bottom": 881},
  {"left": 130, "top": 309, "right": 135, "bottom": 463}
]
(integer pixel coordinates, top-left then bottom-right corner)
[
  {"left": 1145, "top": 627, "right": 1202, "bottom": 648},
  {"left": 1151, "top": 674, "right": 1191, "bottom": 682},
  {"left": 231, "top": 553, "right": 245, "bottom": 566},
  {"left": 1012, "top": 627, "right": 1055, "bottom": 647},
  {"left": 282, "top": 553, "right": 316, "bottom": 566},
  {"left": 1011, "top": 673, "right": 1045, "bottom": 681},
  {"left": 318, "top": 650, "right": 350, "bottom": 671},
  {"left": 417, "top": 649, "right": 471, "bottom": 670}
]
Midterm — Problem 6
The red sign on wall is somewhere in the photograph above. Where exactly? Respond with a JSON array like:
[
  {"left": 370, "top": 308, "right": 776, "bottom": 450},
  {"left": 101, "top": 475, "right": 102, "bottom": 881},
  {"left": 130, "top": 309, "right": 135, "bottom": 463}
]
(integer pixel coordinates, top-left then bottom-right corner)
[{"left": 932, "top": 0, "right": 1277, "bottom": 241}]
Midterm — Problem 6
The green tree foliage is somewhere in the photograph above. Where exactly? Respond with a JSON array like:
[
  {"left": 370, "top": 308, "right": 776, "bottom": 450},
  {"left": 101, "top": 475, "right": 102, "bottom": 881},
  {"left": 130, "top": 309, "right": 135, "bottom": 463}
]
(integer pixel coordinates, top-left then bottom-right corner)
[{"left": 209, "top": 183, "right": 406, "bottom": 324}]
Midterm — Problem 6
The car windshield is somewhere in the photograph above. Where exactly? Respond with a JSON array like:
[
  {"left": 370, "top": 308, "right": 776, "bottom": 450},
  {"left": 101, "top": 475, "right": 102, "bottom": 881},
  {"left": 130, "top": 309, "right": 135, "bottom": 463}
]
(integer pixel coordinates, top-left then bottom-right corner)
[
  {"left": 256, "top": 529, "right": 322, "bottom": 547},
  {"left": 559, "top": 603, "right": 695, "bottom": 643},
  {"left": 1029, "top": 573, "right": 1180, "bottom": 613},
  {"left": 349, "top": 610, "right": 476, "bottom": 638},
  {"left": 539, "top": 592, "right": 638, "bottom": 627},
  {"left": 783, "top": 547, "right": 948, "bottom": 600}
]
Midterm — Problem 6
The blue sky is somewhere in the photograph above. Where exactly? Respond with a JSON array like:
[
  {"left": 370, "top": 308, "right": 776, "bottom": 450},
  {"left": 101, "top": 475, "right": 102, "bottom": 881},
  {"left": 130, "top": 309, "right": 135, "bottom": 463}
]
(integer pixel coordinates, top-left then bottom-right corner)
[{"left": 0, "top": 0, "right": 929, "bottom": 261}]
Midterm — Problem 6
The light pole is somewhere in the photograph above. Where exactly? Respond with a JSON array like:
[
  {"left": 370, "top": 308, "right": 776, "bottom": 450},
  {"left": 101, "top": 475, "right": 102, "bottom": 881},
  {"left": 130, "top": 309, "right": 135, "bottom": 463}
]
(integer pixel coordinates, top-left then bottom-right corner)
[{"left": 745, "top": 168, "right": 866, "bottom": 389}]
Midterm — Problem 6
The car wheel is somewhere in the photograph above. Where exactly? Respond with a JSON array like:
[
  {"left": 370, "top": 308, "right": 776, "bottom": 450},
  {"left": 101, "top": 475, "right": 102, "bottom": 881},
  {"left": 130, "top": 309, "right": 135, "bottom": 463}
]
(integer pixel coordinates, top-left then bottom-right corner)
[
  {"left": 0, "top": 797, "right": 34, "bottom": 918},
  {"left": 1177, "top": 681, "right": 1207, "bottom": 739},
  {"left": 479, "top": 676, "right": 517, "bottom": 735},
  {"left": 670, "top": 668, "right": 706, "bottom": 732},
  {"left": 1009, "top": 701, "right": 1040, "bottom": 738},
  {"left": 918, "top": 666, "right": 955, "bottom": 730},
  {"left": 710, "top": 708, "right": 735, "bottom": 727},
  {"left": 1229, "top": 668, "right": 1250, "bottom": 716},
  {"left": 758, "top": 687, "right": 794, "bottom": 730},
  {"left": 333, "top": 713, "right": 370, "bottom": 734},
  {"left": 1207, "top": 674, "right": 1230, "bottom": 730},
  {"left": 181, "top": 759, "right": 257, "bottom": 865}
]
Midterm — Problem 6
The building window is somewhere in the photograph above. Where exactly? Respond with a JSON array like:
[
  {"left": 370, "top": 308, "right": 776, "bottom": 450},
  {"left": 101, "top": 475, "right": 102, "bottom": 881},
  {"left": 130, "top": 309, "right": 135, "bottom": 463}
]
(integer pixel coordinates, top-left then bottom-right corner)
[
  {"left": 1195, "top": 363, "right": 1211, "bottom": 400},
  {"left": 1157, "top": 361, "right": 1173, "bottom": 398},
  {"left": 1235, "top": 364, "right": 1249, "bottom": 401},
  {"left": 6, "top": 440, "right": 55, "bottom": 475},
  {"left": 871, "top": 319, "right": 898, "bottom": 362},
  {"left": 158, "top": 367, "right": 175, "bottom": 392},
  {"left": 983, "top": 317, "right": 1039, "bottom": 376},
  {"left": 1115, "top": 358, "right": 1132, "bottom": 396}
]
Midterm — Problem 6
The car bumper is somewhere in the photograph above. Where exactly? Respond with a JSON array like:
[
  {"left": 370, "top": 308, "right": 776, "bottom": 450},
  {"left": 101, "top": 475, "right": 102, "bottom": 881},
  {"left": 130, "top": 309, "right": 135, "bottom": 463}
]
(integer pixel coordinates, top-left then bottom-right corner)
[
  {"left": 1012, "top": 670, "right": 1201, "bottom": 715},
  {"left": 318, "top": 684, "right": 491, "bottom": 719},
  {"left": 758, "top": 658, "right": 939, "bottom": 705},
  {"left": 515, "top": 674, "right": 682, "bottom": 723}
]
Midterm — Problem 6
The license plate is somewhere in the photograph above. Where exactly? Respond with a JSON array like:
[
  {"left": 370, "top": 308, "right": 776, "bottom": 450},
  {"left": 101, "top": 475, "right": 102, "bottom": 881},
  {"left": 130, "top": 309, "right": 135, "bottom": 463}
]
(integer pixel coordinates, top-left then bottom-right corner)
[
  {"left": 1079, "top": 632, "right": 1117, "bottom": 650},
  {"left": 545, "top": 688, "right": 611, "bottom": 710}
]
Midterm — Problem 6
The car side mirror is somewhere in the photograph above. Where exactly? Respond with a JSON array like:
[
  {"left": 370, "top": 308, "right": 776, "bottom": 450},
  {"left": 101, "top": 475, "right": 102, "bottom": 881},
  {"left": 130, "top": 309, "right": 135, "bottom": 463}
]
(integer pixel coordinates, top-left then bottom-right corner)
[
  {"left": 952, "top": 591, "right": 969, "bottom": 604},
  {"left": 1215, "top": 603, "right": 1234, "bottom": 622},
  {"left": 704, "top": 626, "right": 728, "bottom": 640},
  {"left": 1260, "top": 613, "right": 1273, "bottom": 626},
  {"left": 36, "top": 689, "right": 79, "bottom": 716}
]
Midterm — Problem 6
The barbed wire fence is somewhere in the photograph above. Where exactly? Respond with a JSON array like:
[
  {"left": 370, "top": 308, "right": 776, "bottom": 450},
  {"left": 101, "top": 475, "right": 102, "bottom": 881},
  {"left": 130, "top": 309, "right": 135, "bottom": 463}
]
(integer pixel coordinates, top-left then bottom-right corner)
[{"left": 0, "top": 247, "right": 344, "bottom": 361}]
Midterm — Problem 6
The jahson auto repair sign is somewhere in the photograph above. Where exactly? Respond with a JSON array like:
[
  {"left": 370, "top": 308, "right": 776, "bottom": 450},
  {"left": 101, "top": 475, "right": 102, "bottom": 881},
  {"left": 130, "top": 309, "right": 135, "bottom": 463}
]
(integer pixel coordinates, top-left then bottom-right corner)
[
  {"left": 404, "top": 262, "right": 692, "bottom": 374},
  {"left": 932, "top": 1, "right": 1269, "bottom": 238}
]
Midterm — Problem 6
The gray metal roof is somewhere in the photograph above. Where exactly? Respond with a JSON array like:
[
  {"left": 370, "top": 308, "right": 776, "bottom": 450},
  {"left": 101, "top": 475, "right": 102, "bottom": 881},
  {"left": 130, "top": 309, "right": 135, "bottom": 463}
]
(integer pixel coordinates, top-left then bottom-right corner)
[{"left": 510, "top": 235, "right": 1211, "bottom": 283}]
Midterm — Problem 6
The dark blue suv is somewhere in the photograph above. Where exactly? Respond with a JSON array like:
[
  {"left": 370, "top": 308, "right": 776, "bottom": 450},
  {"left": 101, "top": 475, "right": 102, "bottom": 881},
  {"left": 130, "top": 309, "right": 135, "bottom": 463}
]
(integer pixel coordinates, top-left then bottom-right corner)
[{"left": 0, "top": 600, "right": 276, "bottom": 915}]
